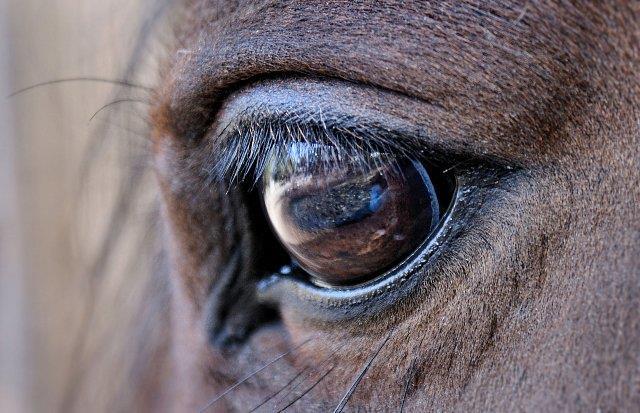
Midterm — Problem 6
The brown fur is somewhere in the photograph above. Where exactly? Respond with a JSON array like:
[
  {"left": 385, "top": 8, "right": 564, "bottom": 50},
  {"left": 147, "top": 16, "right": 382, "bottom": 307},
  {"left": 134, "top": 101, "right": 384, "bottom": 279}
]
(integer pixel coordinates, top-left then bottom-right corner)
[{"left": 145, "top": 1, "right": 639, "bottom": 411}]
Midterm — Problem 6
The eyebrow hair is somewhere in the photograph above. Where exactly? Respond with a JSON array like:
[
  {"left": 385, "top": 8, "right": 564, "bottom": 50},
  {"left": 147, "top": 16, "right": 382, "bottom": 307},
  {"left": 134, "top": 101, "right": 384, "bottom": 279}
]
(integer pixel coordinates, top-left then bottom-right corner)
[{"left": 204, "top": 109, "right": 433, "bottom": 187}]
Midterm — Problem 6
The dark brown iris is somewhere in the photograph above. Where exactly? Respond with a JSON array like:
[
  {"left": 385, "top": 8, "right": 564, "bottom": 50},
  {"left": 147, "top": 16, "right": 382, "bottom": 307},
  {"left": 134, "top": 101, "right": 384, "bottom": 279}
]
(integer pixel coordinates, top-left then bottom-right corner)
[{"left": 262, "top": 144, "right": 440, "bottom": 286}]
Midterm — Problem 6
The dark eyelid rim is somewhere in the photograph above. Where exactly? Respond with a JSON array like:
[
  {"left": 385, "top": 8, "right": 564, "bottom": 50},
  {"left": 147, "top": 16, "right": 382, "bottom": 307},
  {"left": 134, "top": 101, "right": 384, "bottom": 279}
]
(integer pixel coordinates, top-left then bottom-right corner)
[{"left": 255, "top": 172, "right": 464, "bottom": 322}]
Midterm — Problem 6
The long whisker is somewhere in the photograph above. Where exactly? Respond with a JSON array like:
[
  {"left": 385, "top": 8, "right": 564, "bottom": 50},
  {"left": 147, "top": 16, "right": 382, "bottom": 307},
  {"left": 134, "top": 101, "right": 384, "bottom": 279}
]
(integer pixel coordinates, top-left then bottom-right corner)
[
  {"left": 277, "top": 366, "right": 336, "bottom": 412},
  {"left": 332, "top": 330, "right": 395, "bottom": 413},
  {"left": 88, "top": 98, "right": 149, "bottom": 123},
  {"left": 272, "top": 344, "right": 342, "bottom": 410},
  {"left": 8, "top": 77, "right": 152, "bottom": 98},
  {"left": 198, "top": 338, "right": 314, "bottom": 413},
  {"left": 248, "top": 365, "right": 312, "bottom": 412},
  {"left": 399, "top": 362, "right": 415, "bottom": 413}
]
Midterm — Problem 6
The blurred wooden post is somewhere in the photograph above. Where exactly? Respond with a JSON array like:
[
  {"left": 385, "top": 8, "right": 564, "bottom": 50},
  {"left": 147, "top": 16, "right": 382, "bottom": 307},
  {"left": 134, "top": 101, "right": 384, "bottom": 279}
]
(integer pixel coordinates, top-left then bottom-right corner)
[
  {"left": 2, "top": 0, "right": 150, "bottom": 410},
  {"left": 0, "top": 0, "right": 29, "bottom": 411}
]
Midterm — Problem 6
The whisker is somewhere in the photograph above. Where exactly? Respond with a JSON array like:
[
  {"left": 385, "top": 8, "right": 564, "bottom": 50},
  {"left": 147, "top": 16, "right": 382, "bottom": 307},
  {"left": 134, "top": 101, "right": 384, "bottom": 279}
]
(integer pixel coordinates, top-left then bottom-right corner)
[
  {"left": 332, "top": 330, "right": 395, "bottom": 413},
  {"left": 442, "top": 159, "right": 473, "bottom": 174},
  {"left": 247, "top": 365, "right": 312, "bottom": 412},
  {"left": 271, "top": 344, "right": 342, "bottom": 410},
  {"left": 88, "top": 98, "right": 149, "bottom": 124},
  {"left": 399, "top": 362, "right": 415, "bottom": 413},
  {"left": 7, "top": 77, "right": 152, "bottom": 98},
  {"left": 198, "top": 338, "right": 314, "bottom": 413},
  {"left": 276, "top": 366, "right": 336, "bottom": 412}
]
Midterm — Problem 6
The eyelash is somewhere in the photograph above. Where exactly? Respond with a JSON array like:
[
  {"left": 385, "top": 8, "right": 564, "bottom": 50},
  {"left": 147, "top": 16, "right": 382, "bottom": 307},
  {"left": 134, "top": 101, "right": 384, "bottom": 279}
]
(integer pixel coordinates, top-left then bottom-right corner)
[{"left": 205, "top": 110, "right": 429, "bottom": 187}]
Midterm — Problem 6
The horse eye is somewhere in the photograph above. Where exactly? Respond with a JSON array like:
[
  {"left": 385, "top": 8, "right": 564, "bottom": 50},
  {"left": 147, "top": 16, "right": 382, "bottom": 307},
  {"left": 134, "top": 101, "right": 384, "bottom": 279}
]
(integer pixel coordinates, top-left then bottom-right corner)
[{"left": 261, "top": 142, "right": 449, "bottom": 287}]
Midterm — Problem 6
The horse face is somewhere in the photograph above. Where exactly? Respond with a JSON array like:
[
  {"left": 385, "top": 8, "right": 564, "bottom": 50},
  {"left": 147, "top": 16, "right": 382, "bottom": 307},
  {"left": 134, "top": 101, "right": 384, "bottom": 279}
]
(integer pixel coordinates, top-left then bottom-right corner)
[{"left": 150, "top": 1, "right": 639, "bottom": 411}]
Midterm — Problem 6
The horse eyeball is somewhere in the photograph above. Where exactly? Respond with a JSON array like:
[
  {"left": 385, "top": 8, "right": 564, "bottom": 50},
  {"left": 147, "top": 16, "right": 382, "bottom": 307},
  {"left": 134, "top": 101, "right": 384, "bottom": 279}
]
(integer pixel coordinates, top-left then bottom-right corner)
[{"left": 261, "top": 143, "right": 441, "bottom": 286}]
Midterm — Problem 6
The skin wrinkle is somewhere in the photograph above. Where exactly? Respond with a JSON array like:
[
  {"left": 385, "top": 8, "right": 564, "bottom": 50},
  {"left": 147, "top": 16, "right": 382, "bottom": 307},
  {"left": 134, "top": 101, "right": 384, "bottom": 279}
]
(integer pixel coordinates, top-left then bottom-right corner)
[
  {"left": 160, "top": 2, "right": 583, "bottom": 143},
  {"left": 145, "top": 1, "right": 640, "bottom": 412}
]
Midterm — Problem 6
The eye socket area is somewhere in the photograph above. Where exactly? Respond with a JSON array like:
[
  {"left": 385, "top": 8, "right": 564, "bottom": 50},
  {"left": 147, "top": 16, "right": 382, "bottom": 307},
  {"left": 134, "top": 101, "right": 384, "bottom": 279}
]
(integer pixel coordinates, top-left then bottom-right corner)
[{"left": 261, "top": 142, "right": 454, "bottom": 287}]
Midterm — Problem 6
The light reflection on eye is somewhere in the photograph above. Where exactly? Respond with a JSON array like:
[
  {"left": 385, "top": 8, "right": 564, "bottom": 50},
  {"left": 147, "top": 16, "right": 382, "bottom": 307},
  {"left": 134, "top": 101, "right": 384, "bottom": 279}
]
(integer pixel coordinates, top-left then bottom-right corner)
[{"left": 261, "top": 142, "right": 447, "bottom": 287}]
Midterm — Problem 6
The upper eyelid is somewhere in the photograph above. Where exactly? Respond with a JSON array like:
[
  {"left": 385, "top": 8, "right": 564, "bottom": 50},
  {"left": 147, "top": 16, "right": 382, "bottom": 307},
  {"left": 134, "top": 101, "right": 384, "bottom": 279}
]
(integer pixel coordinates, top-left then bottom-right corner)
[
  {"left": 206, "top": 106, "right": 515, "bottom": 188},
  {"left": 208, "top": 78, "right": 443, "bottom": 152},
  {"left": 199, "top": 77, "right": 526, "bottom": 187}
]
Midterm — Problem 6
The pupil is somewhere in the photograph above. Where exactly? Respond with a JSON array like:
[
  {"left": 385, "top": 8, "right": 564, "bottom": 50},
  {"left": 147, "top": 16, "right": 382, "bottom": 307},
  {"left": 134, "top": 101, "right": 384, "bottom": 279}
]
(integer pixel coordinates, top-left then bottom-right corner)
[{"left": 288, "top": 174, "right": 388, "bottom": 231}]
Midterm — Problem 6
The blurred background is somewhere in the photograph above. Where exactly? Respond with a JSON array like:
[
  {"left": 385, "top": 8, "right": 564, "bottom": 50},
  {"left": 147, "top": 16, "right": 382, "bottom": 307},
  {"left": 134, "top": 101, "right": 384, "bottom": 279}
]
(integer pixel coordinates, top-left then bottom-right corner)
[{"left": 1, "top": 1, "right": 166, "bottom": 411}]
